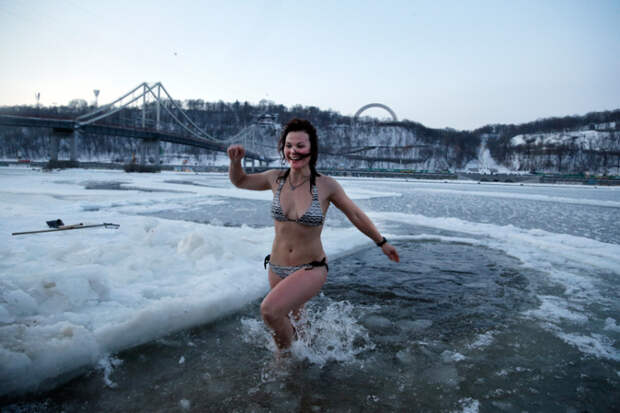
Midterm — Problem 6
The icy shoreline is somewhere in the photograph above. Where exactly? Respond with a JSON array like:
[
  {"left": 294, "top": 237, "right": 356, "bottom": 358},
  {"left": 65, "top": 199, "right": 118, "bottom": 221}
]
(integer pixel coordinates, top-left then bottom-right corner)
[
  {"left": 0, "top": 168, "right": 380, "bottom": 396},
  {"left": 1, "top": 167, "right": 618, "bottom": 398}
]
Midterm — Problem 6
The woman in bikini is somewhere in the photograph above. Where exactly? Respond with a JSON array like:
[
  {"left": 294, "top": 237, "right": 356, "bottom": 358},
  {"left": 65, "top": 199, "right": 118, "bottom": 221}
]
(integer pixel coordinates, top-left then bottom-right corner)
[{"left": 227, "top": 118, "right": 399, "bottom": 351}]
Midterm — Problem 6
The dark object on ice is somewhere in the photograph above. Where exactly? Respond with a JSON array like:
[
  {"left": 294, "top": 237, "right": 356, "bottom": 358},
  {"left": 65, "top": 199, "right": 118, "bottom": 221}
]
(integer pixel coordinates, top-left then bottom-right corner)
[
  {"left": 46, "top": 219, "right": 65, "bottom": 228},
  {"left": 44, "top": 160, "right": 80, "bottom": 170},
  {"left": 12, "top": 222, "right": 120, "bottom": 236},
  {"left": 123, "top": 164, "right": 161, "bottom": 173}
]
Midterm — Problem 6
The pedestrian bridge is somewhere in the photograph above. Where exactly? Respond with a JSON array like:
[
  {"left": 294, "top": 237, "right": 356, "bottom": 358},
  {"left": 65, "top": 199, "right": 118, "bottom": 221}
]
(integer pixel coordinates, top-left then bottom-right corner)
[{"left": 0, "top": 82, "right": 273, "bottom": 166}]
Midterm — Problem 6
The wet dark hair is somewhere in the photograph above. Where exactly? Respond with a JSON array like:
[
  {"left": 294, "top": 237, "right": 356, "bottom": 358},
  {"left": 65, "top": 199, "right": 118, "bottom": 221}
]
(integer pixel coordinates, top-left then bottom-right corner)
[{"left": 277, "top": 118, "right": 321, "bottom": 189}]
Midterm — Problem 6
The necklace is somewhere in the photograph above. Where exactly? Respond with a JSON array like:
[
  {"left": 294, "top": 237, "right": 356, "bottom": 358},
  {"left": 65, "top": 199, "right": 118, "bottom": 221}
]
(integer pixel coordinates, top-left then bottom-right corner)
[{"left": 289, "top": 176, "right": 309, "bottom": 191}]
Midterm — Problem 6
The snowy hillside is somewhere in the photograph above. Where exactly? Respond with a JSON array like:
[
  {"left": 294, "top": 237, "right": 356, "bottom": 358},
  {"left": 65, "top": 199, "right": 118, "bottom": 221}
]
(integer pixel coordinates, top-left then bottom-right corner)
[
  {"left": 505, "top": 128, "right": 620, "bottom": 173},
  {"left": 1, "top": 104, "right": 618, "bottom": 174}
]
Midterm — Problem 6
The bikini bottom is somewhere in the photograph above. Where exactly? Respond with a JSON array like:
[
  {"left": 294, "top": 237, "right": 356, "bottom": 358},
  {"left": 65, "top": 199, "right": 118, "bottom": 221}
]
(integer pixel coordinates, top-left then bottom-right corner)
[{"left": 264, "top": 254, "right": 328, "bottom": 278}]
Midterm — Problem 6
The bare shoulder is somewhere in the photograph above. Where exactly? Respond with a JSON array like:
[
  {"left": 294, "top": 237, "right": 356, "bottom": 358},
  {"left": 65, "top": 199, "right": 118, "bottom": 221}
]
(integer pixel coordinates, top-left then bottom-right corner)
[
  {"left": 317, "top": 174, "right": 344, "bottom": 197},
  {"left": 264, "top": 169, "right": 285, "bottom": 187}
]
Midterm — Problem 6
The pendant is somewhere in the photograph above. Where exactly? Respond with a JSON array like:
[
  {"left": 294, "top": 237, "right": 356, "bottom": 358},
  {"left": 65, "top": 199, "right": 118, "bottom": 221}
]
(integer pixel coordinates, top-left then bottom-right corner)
[{"left": 289, "top": 177, "right": 309, "bottom": 191}]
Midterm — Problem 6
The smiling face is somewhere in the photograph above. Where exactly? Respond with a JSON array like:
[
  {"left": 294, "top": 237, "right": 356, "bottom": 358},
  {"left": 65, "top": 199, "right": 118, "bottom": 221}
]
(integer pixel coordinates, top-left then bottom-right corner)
[{"left": 284, "top": 131, "right": 312, "bottom": 170}]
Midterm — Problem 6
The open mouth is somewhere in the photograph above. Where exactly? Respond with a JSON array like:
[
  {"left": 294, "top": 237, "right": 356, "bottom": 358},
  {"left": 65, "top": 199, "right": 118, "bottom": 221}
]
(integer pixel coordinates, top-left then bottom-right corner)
[{"left": 288, "top": 153, "right": 309, "bottom": 161}]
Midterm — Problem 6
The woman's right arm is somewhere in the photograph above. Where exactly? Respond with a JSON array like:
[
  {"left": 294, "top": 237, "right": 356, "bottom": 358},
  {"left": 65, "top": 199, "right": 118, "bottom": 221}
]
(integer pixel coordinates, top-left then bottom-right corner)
[{"left": 228, "top": 144, "right": 274, "bottom": 190}]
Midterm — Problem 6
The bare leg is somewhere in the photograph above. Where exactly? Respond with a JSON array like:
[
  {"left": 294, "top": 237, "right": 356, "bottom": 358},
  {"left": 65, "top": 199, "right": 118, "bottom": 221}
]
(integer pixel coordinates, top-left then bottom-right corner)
[
  {"left": 267, "top": 270, "right": 308, "bottom": 322},
  {"left": 268, "top": 270, "right": 307, "bottom": 341},
  {"left": 261, "top": 267, "right": 327, "bottom": 350}
]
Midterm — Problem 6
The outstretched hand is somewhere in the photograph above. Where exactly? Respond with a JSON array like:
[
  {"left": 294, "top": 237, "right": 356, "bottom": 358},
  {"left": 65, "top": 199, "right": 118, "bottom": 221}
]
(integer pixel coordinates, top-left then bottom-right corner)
[
  {"left": 227, "top": 144, "right": 245, "bottom": 161},
  {"left": 381, "top": 243, "right": 400, "bottom": 262}
]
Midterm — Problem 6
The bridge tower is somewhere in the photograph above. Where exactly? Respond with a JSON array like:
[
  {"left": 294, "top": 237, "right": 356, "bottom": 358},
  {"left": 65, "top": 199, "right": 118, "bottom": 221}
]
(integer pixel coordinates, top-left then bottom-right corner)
[
  {"left": 137, "top": 83, "right": 161, "bottom": 166},
  {"left": 49, "top": 126, "right": 80, "bottom": 166}
]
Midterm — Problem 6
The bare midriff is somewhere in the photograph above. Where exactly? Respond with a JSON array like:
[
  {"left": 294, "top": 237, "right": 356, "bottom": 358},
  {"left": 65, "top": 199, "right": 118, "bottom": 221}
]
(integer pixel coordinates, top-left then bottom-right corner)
[{"left": 270, "top": 221, "right": 325, "bottom": 266}]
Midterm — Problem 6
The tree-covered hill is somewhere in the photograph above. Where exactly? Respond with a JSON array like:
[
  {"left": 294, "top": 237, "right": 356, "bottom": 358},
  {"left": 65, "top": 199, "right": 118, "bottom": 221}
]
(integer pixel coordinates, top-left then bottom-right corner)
[{"left": 1, "top": 101, "right": 618, "bottom": 173}]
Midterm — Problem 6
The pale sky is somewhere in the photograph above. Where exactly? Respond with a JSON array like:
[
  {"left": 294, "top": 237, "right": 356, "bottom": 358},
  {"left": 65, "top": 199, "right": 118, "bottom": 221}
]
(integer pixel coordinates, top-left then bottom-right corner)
[{"left": 1, "top": 0, "right": 618, "bottom": 130}]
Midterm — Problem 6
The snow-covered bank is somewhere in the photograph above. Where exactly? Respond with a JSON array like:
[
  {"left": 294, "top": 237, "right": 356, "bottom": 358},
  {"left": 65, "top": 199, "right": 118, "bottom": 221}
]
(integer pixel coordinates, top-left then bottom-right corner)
[{"left": 0, "top": 168, "right": 382, "bottom": 396}]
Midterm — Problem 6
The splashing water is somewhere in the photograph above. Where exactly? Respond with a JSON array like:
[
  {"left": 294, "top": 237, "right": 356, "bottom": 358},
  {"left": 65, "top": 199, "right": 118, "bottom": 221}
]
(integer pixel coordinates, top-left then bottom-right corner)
[{"left": 241, "top": 297, "right": 376, "bottom": 367}]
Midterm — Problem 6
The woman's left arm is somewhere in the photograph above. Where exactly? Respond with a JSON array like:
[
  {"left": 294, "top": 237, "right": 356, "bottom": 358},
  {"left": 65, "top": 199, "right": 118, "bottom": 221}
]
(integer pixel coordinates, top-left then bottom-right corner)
[{"left": 327, "top": 177, "right": 399, "bottom": 262}]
